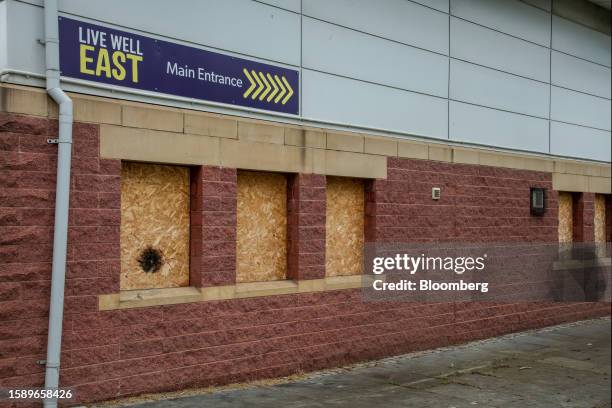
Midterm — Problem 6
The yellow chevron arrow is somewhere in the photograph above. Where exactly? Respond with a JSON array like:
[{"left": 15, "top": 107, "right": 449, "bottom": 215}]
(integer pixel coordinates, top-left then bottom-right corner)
[
  {"left": 258, "top": 72, "right": 271, "bottom": 101},
  {"left": 281, "top": 76, "right": 293, "bottom": 105},
  {"left": 251, "top": 69, "right": 263, "bottom": 99},
  {"left": 243, "top": 69, "right": 256, "bottom": 98},
  {"left": 274, "top": 74, "right": 285, "bottom": 104},
  {"left": 266, "top": 73, "right": 278, "bottom": 102},
  {"left": 243, "top": 68, "right": 295, "bottom": 105}
]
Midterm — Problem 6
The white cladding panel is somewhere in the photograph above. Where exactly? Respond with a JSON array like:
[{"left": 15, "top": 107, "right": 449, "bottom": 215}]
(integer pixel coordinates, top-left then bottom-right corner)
[
  {"left": 551, "top": 121, "right": 611, "bottom": 162},
  {"left": 450, "top": 17, "right": 550, "bottom": 82},
  {"left": 412, "top": 0, "right": 449, "bottom": 13},
  {"left": 551, "top": 86, "right": 612, "bottom": 131},
  {"left": 302, "top": 0, "right": 449, "bottom": 55},
  {"left": 450, "top": 59, "right": 549, "bottom": 118},
  {"left": 302, "top": 69, "right": 448, "bottom": 139},
  {"left": 1, "top": 0, "right": 610, "bottom": 162},
  {"left": 449, "top": 101, "right": 550, "bottom": 152},
  {"left": 5, "top": 1, "right": 45, "bottom": 74},
  {"left": 59, "top": 0, "right": 302, "bottom": 66},
  {"left": 451, "top": 0, "right": 551, "bottom": 46},
  {"left": 0, "top": 1, "right": 7, "bottom": 70},
  {"left": 302, "top": 17, "right": 449, "bottom": 98},
  {"left": 256, "top": 0, "right": 301, "bottom": 13},
  {"left": 521, "top": 0, "right": 551, "bottom": 11},
  {"left": 552, "top": 15, "right": 611, "bottom": 67},
  {"left": 551, "top": 51, "right": 612, "bottom": 99}
]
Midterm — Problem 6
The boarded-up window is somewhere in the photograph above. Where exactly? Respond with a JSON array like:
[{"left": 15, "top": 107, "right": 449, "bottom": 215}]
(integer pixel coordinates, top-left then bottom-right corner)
[
  {"left": 120, "top": 162, "right": 190, "bottom": 290},
  {"left": 326, "top": 177, "right": 364, "bottom": 276},
  {"left": 236, "top": 171, "right": 287, "bottom": 283},
  {"left": 594, "top": 194, "right": 606, "bottom": 244},
  {"left": 558, "top": 192, "right": 573, "bottom": 243}
]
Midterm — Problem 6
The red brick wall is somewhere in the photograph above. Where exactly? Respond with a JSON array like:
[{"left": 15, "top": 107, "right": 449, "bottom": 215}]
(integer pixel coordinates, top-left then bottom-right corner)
[
  {"left": 0, "top": 112, "right": 121, "bottom": 404},
  {"left": 190, "top": 166, "right": 237, "bottom": 287},
  {"left": 0, "top": 112, "right": 609, "bottom": 405},
  {"left": 372, "top": 158, "right": 558, "bottom": 242},
  {"left": 287, "top": 173, "right": 326, "bottom": 281}
]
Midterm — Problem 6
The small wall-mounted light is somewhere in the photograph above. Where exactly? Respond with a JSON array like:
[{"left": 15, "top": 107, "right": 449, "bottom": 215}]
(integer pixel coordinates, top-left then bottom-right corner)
[
  {"left": 530, "top": 187, "right": 546, "bottom": 216},
  {"left": 432, "top": 187, "right": 441, "bottom": 200}
]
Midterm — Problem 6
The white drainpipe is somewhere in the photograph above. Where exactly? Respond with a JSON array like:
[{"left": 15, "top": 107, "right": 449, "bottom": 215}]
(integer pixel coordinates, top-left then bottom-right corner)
[{"left": 43, "top": 0, "right": 73, "bottom": 406}]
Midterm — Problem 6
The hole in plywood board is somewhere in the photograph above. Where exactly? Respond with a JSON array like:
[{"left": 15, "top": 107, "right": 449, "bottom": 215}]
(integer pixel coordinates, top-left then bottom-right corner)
[{"left": 137, "top": 246, "right": 164, "bottom": 273}]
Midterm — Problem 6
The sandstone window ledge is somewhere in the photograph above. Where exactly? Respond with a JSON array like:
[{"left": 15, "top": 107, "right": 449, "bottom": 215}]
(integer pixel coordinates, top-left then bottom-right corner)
[
  {"left": 99, "top": 286, "right": 202, "bottom": 310},
  {"left": 99, "top": 275, "right": 376, "bottom": 310}
]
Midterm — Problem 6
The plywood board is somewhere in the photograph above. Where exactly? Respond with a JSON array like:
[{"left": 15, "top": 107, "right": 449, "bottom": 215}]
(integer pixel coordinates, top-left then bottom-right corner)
[
  {"left": 120, "top": 162, "right": 190, "bottom": 290},
  {"left": 558, "top": 192, "right": 573, "bottom": 243},
  {"left": 236, "top": 171, "right": 287, "bottom": 283},
  {"left": 594, "top": 194, "right": 606, "bottom": 244},
  {"left": 326, "top": 177, "right": 364, "bottom": 276}
]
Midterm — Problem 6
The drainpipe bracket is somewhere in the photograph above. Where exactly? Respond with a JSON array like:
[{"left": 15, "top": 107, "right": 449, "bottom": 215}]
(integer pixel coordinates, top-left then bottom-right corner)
[{"left": 47, "top": 138, "right": 59, "bottom": 144}]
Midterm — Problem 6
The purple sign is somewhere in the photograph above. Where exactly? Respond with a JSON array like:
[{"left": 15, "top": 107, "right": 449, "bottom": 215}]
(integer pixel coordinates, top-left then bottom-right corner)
[{"left": 58, "top": 17, "right": 299, "bottom": 115}]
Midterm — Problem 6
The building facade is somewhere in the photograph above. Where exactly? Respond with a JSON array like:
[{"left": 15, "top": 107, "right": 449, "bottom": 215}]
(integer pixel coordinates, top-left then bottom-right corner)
[{"left": 0, "top": 0, "right": 611, "bottom": 404}]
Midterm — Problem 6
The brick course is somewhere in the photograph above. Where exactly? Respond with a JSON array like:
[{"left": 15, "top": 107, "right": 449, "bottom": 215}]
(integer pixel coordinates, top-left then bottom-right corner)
[{"left": 0, "top": 112, "right": 609, "bottom": 405}]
